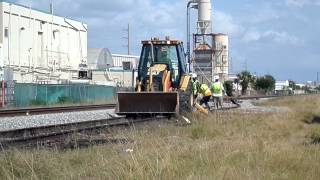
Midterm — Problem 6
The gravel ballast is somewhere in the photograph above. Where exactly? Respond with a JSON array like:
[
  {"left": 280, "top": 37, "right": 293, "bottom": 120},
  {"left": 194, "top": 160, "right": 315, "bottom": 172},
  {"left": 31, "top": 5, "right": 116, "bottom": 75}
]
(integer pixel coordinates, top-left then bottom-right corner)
[
  {"left": 0, "top": 99, "right": 287, "bottom": 132},
  {"left": 0, "top": 109, "right": 118, "bottom": 131},
  {"left": 239, "top": 99, "right": 290, "bottom": 113}
]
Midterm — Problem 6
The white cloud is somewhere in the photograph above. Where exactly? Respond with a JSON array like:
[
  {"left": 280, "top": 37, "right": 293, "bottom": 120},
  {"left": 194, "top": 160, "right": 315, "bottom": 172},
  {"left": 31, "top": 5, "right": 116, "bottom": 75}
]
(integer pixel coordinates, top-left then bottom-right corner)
[
  {"left": 286, "top": 0, "right": 320, "bottom": 7},
  {"left": 10, "top": 0, "right": 320, "bottom": 81},
  {"left": 19, "top": 0, "right": 187, "bottom": 52},
  {"left": 242, "top": 31, "right": 261, "bottom": 42},
  {"left": 214, "top": 11, "right": 244, "bottom": 36},
  {"left": 242, "top": 30, "right": 303, "bottom": 45}
]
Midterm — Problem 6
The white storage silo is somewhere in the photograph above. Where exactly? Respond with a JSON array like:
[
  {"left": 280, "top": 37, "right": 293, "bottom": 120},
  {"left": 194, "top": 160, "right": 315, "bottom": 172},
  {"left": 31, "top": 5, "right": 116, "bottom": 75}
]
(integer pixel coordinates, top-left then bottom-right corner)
[
  {"left": 197, "top": 0, "right": 212, "bottom": 34},
  {"left": 214, "top": 34, "right": 229, "bottom": 79}
]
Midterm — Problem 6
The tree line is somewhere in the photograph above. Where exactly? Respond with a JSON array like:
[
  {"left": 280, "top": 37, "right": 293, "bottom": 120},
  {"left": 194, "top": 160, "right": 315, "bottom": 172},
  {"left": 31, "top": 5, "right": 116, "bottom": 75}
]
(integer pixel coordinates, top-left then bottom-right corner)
[
  {"left": 223, "top": 71, "right": 319, "bottom": 96},
  {"left": 235, "top": 71, "right": 276, "bottom": 95}
]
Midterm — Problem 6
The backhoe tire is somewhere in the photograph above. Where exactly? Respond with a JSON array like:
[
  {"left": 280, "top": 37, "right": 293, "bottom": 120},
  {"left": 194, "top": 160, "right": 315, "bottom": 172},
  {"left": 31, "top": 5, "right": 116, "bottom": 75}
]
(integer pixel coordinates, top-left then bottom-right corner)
[{"left": 178, "top": 81, "right": 193, "bottom": 114}]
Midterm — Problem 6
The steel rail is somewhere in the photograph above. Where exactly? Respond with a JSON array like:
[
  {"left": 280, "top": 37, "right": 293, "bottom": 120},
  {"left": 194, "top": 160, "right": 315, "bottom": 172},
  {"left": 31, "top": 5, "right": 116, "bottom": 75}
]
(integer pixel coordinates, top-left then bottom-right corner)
[
  {"left": 0, "top": 116, "right": 158, "bottom": 147},
  {"left": 0, "top": 104, "right": 117, "bottom": 117}
]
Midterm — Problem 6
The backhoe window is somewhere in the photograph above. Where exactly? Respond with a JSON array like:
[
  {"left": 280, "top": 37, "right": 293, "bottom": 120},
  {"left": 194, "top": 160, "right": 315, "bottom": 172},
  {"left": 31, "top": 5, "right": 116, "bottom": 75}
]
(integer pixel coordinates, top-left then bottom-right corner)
[
  {"left": 139, "top": 44, "right": 180, "bottom": 83},
  {"left": 153, "top": 46, "right": 179, "bottom": 82}
]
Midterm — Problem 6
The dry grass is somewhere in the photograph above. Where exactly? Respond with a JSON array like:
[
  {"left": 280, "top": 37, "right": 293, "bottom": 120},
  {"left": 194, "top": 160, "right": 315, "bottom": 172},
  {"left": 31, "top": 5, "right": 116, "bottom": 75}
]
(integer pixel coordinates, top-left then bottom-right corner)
[{"left": 1, "top": 95, "right": 320, "bottom": 179}]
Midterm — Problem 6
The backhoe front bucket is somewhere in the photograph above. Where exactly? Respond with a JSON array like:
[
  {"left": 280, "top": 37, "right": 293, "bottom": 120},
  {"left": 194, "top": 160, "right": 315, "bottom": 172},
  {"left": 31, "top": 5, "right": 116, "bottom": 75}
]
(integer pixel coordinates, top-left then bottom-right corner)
[{"left": 117, "top": 92, "right": 178, "bottom": 116}]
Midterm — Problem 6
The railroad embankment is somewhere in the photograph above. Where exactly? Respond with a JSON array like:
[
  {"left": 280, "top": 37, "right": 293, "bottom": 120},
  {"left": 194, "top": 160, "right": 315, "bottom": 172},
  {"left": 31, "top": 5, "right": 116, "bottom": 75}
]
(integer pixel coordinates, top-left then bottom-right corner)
[{"left": 0, "top": 95, "right": 320, "bottom": 179}]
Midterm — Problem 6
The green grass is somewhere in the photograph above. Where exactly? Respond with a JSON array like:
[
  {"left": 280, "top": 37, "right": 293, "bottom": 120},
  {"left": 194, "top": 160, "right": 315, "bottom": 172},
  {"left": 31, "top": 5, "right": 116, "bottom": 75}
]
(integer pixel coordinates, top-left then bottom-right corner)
[{"left": 1, "top": 95, "right": 320, "bottom": 179}]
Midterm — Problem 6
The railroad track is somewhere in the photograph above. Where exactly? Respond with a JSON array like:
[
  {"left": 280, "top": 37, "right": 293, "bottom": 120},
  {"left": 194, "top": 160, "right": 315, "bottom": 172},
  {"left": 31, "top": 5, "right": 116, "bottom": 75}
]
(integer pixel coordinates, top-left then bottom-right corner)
[
  {"left": 0, "top": 104, "right": 117, "bottom": 117},
  {"left": 0, "top": 94, "right": 313, "bottom": 117},
  {"left": 0, "top": 115, "right": 160, "bottom": 148},
  {"left": 0, "top": 94, "right": 315, "bottom": 148},
  {"left": 225, "top": 93, "right": 314, "bottom": 102}
]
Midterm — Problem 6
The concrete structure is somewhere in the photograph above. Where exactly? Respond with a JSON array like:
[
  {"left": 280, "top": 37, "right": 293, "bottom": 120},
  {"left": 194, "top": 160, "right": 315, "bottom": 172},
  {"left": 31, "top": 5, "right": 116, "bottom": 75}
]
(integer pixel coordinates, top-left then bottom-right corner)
[
  {"left": 293, "top": 89, "right": 305, "bottom": 95},
  {"left": 87, "top": 49, "right": 139, "bottom": 71},
  {"left": 275, "top": 80, "right": 290, "bottom": 91},
  {"left": 87, "top": 50, "right": 140, "bottom": 87},
  {"left": 91, "top": 70, "right": 136, "bottom": 88},
  {"left": 296, "top": 83, "right": 305, "bottom": 89},
  {"left": 275, "top": 80, "right": 292, "bottom": 95},
  {"left": 112, "top": 54, "right": 139, "bottom": 70},
  {"left": 0, "top": 1, "right": 87, "bottom": 83},
  {"left": 87, "top": 48, "right": 113, "bottom": 70}
]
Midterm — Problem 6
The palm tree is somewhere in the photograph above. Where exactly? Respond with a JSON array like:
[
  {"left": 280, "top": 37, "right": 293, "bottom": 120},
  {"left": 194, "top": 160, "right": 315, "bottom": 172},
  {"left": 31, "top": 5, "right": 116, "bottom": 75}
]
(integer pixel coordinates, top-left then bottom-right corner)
[{"left": 237, "top": 71, "right": 254, "bottom": 95}]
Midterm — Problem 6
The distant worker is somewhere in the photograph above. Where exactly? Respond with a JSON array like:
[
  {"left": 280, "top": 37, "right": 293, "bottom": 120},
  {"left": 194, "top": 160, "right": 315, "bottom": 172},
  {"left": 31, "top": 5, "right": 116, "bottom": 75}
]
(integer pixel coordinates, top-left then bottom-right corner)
[
  {"left": 199, "top": 83, "right": 212, "bottom": 109},
  {"left": 191, "top": 73, "right": 200, "bottom": 100},
  {"left": 211, "top": 76, "right": 225, "bottom": 109}
]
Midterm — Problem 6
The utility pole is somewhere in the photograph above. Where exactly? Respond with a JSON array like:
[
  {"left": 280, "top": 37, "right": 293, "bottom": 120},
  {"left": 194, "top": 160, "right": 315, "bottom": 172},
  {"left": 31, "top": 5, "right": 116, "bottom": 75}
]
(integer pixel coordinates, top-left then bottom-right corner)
[
  {"left": 241, "top": 60, "right": 248, "bottom": 71},
  {"left": 317, "top": 72, "right": 319, "bottom": 84},
  {"left": 50, "top": 0, "right": 53, "bottom": 14},
  {"left": 122, "top": 24, "right": 131, "bottom": 55}
]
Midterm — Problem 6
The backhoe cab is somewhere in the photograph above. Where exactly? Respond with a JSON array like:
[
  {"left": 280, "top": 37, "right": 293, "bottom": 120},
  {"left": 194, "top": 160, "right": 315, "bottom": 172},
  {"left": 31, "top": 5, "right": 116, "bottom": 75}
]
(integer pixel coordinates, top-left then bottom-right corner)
[{"left": 117, "top": 37, "right": 192, "bottom": 116}]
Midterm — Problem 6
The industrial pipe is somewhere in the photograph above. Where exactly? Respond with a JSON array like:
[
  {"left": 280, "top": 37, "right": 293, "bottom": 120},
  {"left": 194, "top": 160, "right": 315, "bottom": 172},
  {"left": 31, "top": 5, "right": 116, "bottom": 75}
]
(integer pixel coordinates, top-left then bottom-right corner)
[{"left": 186, "top": 0, "right": 198, "bottom": 73}]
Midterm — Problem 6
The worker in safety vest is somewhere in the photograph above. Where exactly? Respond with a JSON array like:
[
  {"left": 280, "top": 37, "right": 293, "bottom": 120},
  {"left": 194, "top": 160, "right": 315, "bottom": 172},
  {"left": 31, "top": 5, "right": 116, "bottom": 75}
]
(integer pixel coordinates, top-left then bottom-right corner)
[
  {"left": 191, "top": 73, "right": 200, "bottom": 100},
  {"left": 211, "top": 75, "right": 225, "bottom": 109},
  {"left": 199, "top": 83, "right": 212, "bottom": 109}
]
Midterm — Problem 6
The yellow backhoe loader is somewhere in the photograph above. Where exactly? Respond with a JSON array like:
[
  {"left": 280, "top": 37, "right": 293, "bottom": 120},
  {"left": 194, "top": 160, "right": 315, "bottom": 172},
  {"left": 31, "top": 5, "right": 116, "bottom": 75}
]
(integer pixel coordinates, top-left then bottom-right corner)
[{"left": 117, "top": 37, "right": 195, "bottom": 116}]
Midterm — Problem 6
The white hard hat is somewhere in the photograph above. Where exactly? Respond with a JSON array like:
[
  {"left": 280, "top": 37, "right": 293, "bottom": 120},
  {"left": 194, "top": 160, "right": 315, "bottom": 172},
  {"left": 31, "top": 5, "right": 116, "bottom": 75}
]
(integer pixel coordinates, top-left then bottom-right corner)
[
  {"left": 214, "top": 75, "right": 220, "bottom": 81},
  {"left": 191, "top": 73, "right": 198, "bottom": 79}
]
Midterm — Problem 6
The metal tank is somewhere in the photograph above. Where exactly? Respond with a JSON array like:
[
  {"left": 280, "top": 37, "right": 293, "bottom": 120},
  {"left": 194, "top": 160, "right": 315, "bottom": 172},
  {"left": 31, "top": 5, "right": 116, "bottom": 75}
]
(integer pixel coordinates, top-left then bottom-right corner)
[
  {"left": 214, "top": 34, "right": 229, "bottom": 79},
  {"left": 198, "top": 0, "right": 211, "bottom": 22},
  {"left": 197, "top": 0, "right": 212, "bottom": 34}
]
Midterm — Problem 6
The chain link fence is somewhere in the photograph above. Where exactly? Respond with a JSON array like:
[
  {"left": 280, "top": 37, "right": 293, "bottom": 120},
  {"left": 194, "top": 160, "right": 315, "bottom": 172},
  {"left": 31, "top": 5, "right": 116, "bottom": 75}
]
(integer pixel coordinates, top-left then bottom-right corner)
[{"left": 14, "top": 83, "right": 116, "bottom": 107}]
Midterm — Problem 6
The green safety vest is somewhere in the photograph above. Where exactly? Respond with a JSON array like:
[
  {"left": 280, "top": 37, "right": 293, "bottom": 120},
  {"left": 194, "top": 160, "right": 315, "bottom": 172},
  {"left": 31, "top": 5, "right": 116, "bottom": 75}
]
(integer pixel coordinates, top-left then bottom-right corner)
[
  {"left": 192, "top": 80, "right": 200, "bottom": 95},
  {"left": 212, "top": 82, "right": 223, "bottom": 95}
]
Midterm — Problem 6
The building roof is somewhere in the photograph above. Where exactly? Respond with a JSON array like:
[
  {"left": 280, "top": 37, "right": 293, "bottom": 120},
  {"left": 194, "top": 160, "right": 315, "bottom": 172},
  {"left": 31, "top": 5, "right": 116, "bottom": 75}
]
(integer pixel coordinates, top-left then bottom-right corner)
[
  {"left": 112, "top": 54, "right": 139, "bottom": 58},
  {"left": 0, "top": 1, "right": 87, "bottom": 29}
]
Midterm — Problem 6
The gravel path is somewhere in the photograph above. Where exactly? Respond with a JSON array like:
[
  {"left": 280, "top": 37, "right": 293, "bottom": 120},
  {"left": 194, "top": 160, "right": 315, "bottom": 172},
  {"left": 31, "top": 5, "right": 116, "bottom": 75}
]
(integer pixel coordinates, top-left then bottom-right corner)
[
  {"left": 0, "top": 99, "right": 286, "bottom": 132},
  {"left": 239, "top": 99, "right": 290, "bottom": 113},
  {"left": 0, "top": 109, "right": 118, "bottom": 131}
]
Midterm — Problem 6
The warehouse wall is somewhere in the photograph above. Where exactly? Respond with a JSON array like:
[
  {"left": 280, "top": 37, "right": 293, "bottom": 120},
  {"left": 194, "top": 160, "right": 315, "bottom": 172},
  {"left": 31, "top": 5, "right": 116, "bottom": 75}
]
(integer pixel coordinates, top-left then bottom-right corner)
[
  {"left": 0, "top": 2, "right": 87, "bottom": 83},
  {"left": 0, "top": 3, "right": 3, "bottom": 44}
]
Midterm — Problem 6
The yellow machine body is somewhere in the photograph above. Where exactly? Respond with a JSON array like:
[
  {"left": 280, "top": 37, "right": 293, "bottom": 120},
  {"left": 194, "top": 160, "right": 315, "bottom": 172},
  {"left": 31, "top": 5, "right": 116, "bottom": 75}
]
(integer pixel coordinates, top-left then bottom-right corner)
[{"left": 117, "top": 38, "right": 192, "bottom": 116}]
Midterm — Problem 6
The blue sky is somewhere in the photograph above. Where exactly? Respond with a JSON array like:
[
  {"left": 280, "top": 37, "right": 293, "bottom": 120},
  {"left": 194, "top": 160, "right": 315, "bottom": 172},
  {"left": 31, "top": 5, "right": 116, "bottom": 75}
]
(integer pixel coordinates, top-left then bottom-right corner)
[{"left": 8, "top": 0, "right": 320, "bottom": 82}]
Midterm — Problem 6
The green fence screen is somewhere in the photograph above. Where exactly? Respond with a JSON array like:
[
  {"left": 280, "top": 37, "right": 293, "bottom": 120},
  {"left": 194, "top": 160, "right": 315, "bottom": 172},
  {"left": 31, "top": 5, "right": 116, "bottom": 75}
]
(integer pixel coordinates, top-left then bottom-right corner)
[{"left": 14, "top": 83, "right": 116, "bottom": 107}]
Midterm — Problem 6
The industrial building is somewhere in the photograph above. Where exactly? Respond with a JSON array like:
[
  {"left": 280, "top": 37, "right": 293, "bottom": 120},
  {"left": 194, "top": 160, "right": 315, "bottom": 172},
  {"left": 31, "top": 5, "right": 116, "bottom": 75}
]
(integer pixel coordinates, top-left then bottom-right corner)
[
  {"left": 87, "top": 48, "right": 113, "bottom": 70},
  {"left": 87, "top": 48, "right": 139, "bottom": 87},
  {"left": 188, "top": 0, "right": 230, "bottom": 83},
  {"left": 88, "top": 49, "right": 139, "bottom": 70},
  {"left": 0, "top": 1, "right": 87, "bottom": 83}
]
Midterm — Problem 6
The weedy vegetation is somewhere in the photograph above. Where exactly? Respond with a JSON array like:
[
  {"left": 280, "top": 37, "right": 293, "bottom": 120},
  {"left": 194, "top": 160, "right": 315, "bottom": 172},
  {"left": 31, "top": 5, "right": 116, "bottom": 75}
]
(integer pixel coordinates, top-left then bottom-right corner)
[{"left": 0, "top": 95, "right": 320, "bottom": 179}]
